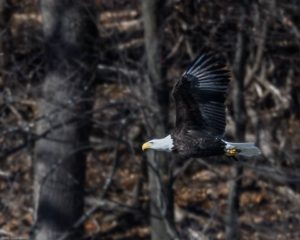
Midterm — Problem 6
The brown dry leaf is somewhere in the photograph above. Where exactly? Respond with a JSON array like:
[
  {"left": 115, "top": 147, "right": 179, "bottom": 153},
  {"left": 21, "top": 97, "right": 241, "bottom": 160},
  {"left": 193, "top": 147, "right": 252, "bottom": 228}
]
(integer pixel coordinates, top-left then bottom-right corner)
[
  {"left": 254, "top": 193, "right": 264, "bottom": 204},
  {"left": 4, "top": 218, "right": 19, "bottom": 232},
  {"left": 85, "top": 219, "right": 99, "bottom": 233},
  {"left": 216, "top": 183, "right": 229, "bottom": 197},
  {"left": 241, "top": 191, "right": 268, "bottom": 206},
  {"left": 0, "top": 214, "right": 5, "bottom": 225},
  {"left": 0, "top": 181, "right": 7, "bottom": 190},
  {"left": 253, "top": 216, "right": 263, "bottom": 224},
  {"left": 22, "top": 213, "right": 32, "bottom": 226},
  {"left": 191, "top": 170, "right": 215, "bottom": 181}
]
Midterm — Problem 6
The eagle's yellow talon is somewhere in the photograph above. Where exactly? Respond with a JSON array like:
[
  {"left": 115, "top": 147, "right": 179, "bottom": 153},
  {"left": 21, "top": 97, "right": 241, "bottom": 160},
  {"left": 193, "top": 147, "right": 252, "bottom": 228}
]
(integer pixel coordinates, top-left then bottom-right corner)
[{"left": 226, "top": 148, "right": 238, "bottom": 157}]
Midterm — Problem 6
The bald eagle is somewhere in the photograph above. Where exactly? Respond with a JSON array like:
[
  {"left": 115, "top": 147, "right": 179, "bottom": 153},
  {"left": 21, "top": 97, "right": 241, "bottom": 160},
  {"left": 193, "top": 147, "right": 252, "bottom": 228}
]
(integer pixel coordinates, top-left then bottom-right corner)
[{"left": 142, "top": 53, "right": 261, "bottom": 160}]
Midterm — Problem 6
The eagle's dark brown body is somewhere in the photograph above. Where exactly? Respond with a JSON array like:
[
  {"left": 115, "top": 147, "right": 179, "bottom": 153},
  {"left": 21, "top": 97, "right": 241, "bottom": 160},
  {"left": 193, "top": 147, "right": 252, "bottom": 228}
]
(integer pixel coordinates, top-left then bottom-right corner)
[{"left": 171, "top": 127, "right": 226, "bottom": 159}]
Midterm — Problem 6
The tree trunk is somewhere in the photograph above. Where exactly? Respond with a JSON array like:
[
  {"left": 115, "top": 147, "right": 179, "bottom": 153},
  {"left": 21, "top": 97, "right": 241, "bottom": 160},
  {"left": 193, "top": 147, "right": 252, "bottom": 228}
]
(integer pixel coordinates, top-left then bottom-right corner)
[
  {"left": 142, "top": 0, "right": 177, "bottom": 239},
  {"left": 33, "top": 1, "right": 97, "bottom": 240},
  {"left": 226, "top": 4, "right": 248, "bottom": 240},
  {"left": 0, "top": 0, "right": 13, "bottom": 84}
]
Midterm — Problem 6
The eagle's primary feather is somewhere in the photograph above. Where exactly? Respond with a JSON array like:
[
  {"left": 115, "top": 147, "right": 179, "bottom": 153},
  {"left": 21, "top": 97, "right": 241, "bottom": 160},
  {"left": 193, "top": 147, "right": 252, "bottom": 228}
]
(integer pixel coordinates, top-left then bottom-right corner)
[{"left": 172, "top": 53, "right": 230, "bottom": 136}]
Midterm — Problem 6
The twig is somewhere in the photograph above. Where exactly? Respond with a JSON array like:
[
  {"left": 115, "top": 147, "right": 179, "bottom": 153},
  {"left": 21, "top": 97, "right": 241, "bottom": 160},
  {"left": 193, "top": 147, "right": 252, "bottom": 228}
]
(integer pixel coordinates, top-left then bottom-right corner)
[
  {"left": 57, "top": 197, "right": 145, "bottom": 240},
  {"left": 97, "top": 64, "right": 139, "bottom": 79},
  {"left": 0, "top": 169, "right": 13, "bottom": 180},
  {"left": 100, "top": 126, "right": 124, "bottom": 198}
]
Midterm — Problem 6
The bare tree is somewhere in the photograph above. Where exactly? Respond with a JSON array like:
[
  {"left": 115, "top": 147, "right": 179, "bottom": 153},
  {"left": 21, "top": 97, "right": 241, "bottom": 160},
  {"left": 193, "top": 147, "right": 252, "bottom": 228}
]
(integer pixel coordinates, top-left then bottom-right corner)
[
  {"left": 226, "top": 2, "right": 249, "bottom": 239},
  {"left": 142, "top": 0, "right": 177, "bottom": 239},
  {"left": 33, "top": 1, "right": 97, "bottom": 239},
  {"left": 0, "top": 0, "right": 13, "bottom": 83}
]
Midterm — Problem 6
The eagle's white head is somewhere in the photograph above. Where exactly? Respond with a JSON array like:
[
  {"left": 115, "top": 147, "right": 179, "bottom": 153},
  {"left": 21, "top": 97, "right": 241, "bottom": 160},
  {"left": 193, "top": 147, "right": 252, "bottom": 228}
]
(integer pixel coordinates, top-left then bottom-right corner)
[{"left": 142, "top": 135, "right": 174, "bottom": 152}]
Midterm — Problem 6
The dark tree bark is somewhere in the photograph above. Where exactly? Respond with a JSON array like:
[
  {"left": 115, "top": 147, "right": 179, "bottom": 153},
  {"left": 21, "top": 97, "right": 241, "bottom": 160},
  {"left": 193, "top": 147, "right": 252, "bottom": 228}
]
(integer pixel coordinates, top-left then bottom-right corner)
[
  {"left": 226, "top": 3, "right": 248, "bottom": 240},
  {"left": 142, "top": 0, "right": 177, "bottom": 239},
  {"left": 0, "top": 0, "right": 13, "bottom": 84},
  {"left": 33, "top": 1, "right": 97, "bottom": 240}
]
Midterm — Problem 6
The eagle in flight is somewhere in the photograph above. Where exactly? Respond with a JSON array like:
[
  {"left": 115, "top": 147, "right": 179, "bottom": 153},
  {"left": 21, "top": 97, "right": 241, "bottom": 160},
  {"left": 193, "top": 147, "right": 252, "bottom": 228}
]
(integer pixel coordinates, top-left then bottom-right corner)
[{"left": 142, "top": 53, "right": 261, "bottom": 160}]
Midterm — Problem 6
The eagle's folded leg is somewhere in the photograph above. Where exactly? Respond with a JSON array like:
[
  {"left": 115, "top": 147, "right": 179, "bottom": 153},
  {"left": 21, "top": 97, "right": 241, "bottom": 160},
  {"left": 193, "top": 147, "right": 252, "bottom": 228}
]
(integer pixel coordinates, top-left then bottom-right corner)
[
  {"left": 225, "top": 147, "right": 239, "bottom": 157},
  {"left": 225, "top": 147, "right": 240, "bottom": 161}
]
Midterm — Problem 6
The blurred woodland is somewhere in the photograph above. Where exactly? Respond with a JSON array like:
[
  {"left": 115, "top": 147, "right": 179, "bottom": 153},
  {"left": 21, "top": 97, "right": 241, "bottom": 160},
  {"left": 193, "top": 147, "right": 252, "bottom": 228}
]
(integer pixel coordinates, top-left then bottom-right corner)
[{"left": 1, "top": 0, "right": 300, "bottom": 239}]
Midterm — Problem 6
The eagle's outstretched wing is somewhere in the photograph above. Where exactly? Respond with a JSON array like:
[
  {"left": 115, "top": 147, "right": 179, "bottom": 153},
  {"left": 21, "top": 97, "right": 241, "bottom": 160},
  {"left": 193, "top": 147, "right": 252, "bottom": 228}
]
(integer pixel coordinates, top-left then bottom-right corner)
[{"left": 172, "top": 53, "right": 230, "bottom": 136}]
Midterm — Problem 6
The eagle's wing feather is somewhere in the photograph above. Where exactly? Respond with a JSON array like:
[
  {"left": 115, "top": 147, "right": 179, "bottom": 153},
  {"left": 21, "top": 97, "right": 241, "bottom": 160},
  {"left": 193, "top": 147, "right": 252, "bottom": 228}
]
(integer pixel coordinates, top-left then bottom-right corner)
[{"left": 172, "top": 53, "right": 230, "bottom": 136}]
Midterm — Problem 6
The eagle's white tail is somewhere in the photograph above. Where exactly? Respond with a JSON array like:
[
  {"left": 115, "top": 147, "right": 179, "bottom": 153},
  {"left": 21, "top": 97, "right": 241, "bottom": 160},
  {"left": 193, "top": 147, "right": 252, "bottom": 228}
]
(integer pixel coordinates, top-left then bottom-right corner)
[{"left": 224, "top": 141, "right": 261, "bottom": 157}]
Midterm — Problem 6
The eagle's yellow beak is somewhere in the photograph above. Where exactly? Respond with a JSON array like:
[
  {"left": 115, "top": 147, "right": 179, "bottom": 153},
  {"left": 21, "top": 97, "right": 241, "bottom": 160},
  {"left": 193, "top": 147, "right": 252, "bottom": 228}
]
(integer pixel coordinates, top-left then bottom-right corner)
[{"left": 142, "top": 142, "right": 151, "bottom": 151}]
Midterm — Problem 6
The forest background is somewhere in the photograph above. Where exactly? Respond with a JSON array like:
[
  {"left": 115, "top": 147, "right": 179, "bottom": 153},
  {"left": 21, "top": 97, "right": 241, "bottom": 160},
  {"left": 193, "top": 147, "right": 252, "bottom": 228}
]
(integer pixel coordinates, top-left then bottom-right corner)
[{"left": 1, "top": 0, "right": 300, "bottom": 239}]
